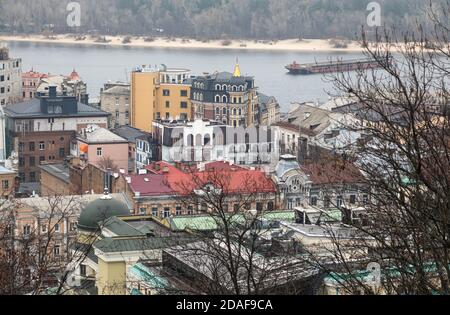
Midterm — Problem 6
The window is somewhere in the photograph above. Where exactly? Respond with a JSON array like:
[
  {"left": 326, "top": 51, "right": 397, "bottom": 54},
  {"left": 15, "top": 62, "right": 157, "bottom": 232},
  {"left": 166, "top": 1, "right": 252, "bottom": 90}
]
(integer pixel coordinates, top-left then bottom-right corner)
[
  {"left": 97, "top": 147, "right": 102, "bottom": 156},
  {"left": 152, "top": 207, "right": 158, "bottom": 216},
  {"left": 19, "top": 157, "right": 25, "bottom": 167},
  {"left": 59, "top": 148, "right": 65, "bottom": 158},
  {"left": 115, "top": 110, "right": 119, "bottom": 118},
  {"left": 140, "top": 207, "right": 146, "bottom": 214},
  {"left": 337, "top": 195, "right": 343, "bottom": 208},
  {"left": 267, "top": 201, "right": 274, "bottom": 211},
  {"left": 39, "top": 141, "right": 45, "bottom": 150},
  {"left": 80, "top": 265, "right": 87, "bottom": 277},
  {"left": 54, "top": 245, "right": 60, "bottom": 256},
  {"left": 324, "top": 196, "right": 331, "bottom": 208},
  {"left": 23, "top": 225, "right": 31, "bottom": 236},
  {"left": 29, "top": 172, "right": 36, "bottom": 182},
  {"left": 180, "top": 90, "right": 188, "bottom": 97},
  {"left": 363, "top": 194, "right": 369, "bottom": 204},
  {"left": 54, "top": 224, "right": 60, "bottom": 232},
  {"left": 165, "top": 101, "right": 170, "bottom": 108},
  {"left": 2, "top": 180, "right": 9, "bottom": 189},
  {"left": 42, "top": 225, "right": 47, "bottom": 233},
  {"left": 165, "top": 112, "right": 170, "bottom": 119},
  {"left": 48, "top": 105, "right": 62, "bottom": 114},
  {"left": 215, "top": 95, "right": 221, "bottom": 103},
  {"left": 69, "top": 222, "right": 76, "bottom": 232},
  {"left": 19, "top": 142, "right": 25, "bottom": 152},
  {"left": 187, "top": 206, "right": 193, "bottom": 215},
  {"left": 163, "top": 89, "right": 170, "bottom": 96},
  {"left": 29, "top": 142, "right": 35, "bottom": 151},
  {"left": 180, "top": 101, "right": 188, "bottom": 109},
  {"left": 29, "top": 157, "right": 35, "bottom": 167},
  {"left": 350, "top": 194, "right": 356, "bottom": 204},
  {"left": 176, "top": 206, "right": 182, "bottom": 216},
  {"left": 180, "top": 113, "right": 188, "bottom": 120},
  {"left": 39, "top": 156, "right": 45, "bottom": 163},
  {"left": 163, "top": 208, "right": 170, "bottom": 218}
]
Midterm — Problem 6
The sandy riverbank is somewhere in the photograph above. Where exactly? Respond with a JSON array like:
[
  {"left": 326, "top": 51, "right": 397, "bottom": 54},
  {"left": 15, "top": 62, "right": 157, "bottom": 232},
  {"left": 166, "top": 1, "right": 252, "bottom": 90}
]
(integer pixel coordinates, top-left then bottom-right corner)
[{"left": 0, "top": 34, "right": 365, "bottom": 52}]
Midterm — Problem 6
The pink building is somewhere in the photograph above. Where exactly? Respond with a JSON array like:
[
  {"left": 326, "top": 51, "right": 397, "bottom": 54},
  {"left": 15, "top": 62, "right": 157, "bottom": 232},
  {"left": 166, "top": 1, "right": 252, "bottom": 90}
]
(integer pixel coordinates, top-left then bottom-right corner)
[
  {"left": 22, "top": 69, "right": 48, "bottom": 100},
  {"left": 74, "top": 125, "right": 129, "bottom": 174}
]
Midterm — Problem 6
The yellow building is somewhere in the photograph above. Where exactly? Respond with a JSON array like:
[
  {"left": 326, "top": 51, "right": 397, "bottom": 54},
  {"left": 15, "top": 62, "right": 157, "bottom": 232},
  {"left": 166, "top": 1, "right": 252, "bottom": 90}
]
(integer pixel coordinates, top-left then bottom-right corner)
[{"left": 130, "top": 66, "right": 192, "bottom": 132}]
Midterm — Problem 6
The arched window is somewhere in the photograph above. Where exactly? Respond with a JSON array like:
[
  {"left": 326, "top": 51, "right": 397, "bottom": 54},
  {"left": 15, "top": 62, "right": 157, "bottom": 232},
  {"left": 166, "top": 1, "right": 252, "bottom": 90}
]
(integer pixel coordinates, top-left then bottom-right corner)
[
  {"left": 201, "top": 83, "right": 205, "bottom": 89},
  {"left": 216, "top": 84, "right": 221, "bottom": 90},
  {"left": 240, "top": 85, "right": 245, "bottom": 91},
  {"left": 222, "top": 108, "right": 227, "bottom": 115},
  {"left": 222, "top": 84, "right": 227, "bottom": 91},
  {"left": 199, "top": 93, "right": 203, "bottom": 101},
  {"left": 233, "top": 85, "right": 237, "bottom": 92},
  {"left": 215, "top": 95, "right": 221, "bottom": 103},
  {"left": 222, "top": 95, "right": 228, "bottom": 103},
  {"left": 215, "top": 107, "right": 220, "bottom": 115},
  {"left": 229, "top": 145, "right": 235, "bottom": 153},
  {"left": 233, "top": 108, "right": 237, "bottom": 115},
  {"left": 238, "top": 108, "right": 242, "bottom": 116},
  {"left": 204, "top": 134, "right": 211, "bottom": 146},
  {"left": 193, "top": 92, "right": 197, "bottom": 100}
]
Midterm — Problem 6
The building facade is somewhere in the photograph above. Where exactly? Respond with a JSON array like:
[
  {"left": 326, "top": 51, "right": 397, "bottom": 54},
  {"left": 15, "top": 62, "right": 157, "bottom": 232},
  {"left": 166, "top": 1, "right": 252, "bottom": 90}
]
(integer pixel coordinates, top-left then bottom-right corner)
[
  {"left": 0, "top": 47, "right": 22, "bottom": 106},
  {"left": 22, "top": 69, "right": 48, "bottom": 101},
  {"left": 4, "top": 86, "right": 110, "bottom": 183},
  {"left": 151, "top": 119, "right": 279, "bottom": 167},
  {"left": 131, "top": 66, "right": 191, "bottom": 132},
  {"left": 73, "top": 125, "right": 129, "bottom": 174},
  {"left": 190, "top": 64, "right": 258, "bottom": 127},
  {"left": 100, "top": 82, "right": 130, "bottom": 128}
]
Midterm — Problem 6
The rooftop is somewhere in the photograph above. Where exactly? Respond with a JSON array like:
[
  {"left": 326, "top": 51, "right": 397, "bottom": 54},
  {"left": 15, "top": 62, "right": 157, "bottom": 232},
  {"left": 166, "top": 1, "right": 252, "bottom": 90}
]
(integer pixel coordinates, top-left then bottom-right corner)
[
  {"left": 111, "top": 126, "right": 151, "bottom": 143},
  {"left": 39, "top": 163, "right": 70, "bottom": 183},
  {"left": 79, "top": 126, "right": 128, "bottom": 144},
  {"left": 4, "top": 98, "right": 109, "bottom": 119}
]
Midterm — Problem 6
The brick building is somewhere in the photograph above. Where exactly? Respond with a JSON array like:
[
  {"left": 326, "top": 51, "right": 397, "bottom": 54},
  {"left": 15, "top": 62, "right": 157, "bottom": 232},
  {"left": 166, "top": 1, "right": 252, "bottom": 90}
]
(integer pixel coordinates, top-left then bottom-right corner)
[{"left": 4, "top": 86, "right": 110, "bottom": 183}]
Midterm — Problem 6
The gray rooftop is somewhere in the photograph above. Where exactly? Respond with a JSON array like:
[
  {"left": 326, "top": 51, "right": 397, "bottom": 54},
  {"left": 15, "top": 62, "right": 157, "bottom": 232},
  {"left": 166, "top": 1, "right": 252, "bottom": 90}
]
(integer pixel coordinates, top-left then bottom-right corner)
[
  {"left": 111, "top": 126, "right": 151, "bottom": 143},
  {"left": 39, "top": 163, "right": 70, "bottom": 183},
  {"left": 4, "top": 98, "right": 110, "bottom": 119},
  {"left": 79, "top": 126, "right": 128, "bottom": 144}
]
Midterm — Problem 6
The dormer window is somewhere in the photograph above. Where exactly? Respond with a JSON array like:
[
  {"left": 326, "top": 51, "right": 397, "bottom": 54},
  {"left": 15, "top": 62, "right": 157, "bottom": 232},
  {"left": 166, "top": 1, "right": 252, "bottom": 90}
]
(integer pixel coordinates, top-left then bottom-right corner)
[{"left": 48, "top": 105, "right": 62, "bottom": 114}]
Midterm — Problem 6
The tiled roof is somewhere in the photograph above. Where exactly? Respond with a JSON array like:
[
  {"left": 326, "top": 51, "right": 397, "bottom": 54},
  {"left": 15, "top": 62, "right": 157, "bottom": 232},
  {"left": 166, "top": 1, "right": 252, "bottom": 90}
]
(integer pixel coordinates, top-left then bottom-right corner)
[{"left": 128, "top": 173, "right": 174, "bottom": 196}]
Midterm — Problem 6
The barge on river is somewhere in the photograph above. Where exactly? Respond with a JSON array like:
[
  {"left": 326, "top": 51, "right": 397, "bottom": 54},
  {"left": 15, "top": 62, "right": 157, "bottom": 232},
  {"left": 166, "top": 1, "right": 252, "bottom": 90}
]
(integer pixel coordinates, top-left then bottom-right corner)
[{"left": 286, "top": 58, "right": 381, "bottom": 75}]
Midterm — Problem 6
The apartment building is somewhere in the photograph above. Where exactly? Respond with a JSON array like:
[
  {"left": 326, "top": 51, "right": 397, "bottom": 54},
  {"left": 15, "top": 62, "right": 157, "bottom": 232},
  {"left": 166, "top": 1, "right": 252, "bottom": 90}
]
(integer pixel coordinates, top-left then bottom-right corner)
[
  {"left": 0, "top": 46, "right": 22, "bottom": 106},
  {"left": 130, "top": 65, "right": 191, "bottom": 132}
]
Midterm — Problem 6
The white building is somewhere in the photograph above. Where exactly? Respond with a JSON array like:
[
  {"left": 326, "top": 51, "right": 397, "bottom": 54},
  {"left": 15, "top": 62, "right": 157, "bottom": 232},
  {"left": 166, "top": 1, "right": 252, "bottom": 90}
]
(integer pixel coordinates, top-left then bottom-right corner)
[
  {"left": 152, "top": 119, "right": 279, "bottom": 167},
  {"left": 0, "top": 46, "right": 22, "bottom": 106}
]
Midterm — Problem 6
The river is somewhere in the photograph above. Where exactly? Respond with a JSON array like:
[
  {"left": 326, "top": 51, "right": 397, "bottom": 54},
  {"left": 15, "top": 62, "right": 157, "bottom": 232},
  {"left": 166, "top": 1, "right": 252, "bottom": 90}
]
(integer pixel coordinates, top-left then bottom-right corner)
[{"left": 6, "top": 41, "right": 364, "bottom": 112}]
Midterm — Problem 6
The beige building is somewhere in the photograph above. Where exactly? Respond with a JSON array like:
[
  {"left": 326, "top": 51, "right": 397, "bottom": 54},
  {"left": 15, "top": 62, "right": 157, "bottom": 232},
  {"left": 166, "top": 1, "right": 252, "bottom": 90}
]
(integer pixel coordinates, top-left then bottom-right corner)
[
  {"left": 0, "top": 165, "right": 17, "bottom": 197},
  {"left": 131, "top": 66, "right": 191, "bottom": 132},
  {"left": 100, "top": 82, "right": 130, "bottom": 128},
  {"left": 0, "top": 46, "right": 22, "bottom": 106}
]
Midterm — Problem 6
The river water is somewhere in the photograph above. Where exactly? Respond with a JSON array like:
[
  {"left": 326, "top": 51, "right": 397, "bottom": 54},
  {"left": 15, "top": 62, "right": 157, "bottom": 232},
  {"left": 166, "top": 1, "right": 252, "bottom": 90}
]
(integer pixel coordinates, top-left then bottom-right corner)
[{"left": 6, "top": 41, "right": 363, "bottom": 112}]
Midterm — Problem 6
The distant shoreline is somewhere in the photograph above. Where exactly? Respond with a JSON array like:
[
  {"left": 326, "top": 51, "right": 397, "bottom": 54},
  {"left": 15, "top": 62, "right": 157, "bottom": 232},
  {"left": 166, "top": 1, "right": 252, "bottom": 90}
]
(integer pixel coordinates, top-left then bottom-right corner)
[{"left": 0, "top": 34, "right": 365, "bottom": 53}]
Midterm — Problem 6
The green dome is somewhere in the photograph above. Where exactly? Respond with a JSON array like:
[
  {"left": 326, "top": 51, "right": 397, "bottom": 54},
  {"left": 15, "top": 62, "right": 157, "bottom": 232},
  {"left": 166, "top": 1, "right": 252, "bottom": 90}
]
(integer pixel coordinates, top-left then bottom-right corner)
[{"left": 78, "top": 195, "right": 130, "bottom": 231}]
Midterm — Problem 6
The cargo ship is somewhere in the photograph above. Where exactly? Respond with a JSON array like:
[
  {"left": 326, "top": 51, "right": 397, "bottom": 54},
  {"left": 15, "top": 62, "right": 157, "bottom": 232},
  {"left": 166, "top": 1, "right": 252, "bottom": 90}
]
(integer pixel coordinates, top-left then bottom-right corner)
[{"left": 285, "top": 58, "right": 382, "bottom": 75}]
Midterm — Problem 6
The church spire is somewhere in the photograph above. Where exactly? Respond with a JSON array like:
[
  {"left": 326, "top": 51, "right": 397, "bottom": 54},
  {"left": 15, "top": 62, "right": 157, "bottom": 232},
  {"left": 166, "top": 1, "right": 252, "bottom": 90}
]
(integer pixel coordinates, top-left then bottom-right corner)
[{"left": 233, "top": 57, "right": 241, "bottom": 77}]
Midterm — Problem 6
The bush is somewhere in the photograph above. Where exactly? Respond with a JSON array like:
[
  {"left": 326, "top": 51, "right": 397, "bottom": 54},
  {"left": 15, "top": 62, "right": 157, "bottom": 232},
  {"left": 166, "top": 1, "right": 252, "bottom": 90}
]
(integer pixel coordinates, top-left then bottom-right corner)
[
  {"left": 221, "top": 39, "right": 232, "bottom": 46},
  {"left": 122, "top": 36, "right": 132, "bottom": 44}
]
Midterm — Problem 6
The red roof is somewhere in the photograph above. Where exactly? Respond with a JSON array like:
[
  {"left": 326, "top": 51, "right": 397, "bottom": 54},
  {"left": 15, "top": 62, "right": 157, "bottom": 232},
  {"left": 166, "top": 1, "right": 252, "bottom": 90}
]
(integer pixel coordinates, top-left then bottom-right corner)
[
  {"left": 131, "top": 161, "right": 276, "bottom": 197},
  {"left": 302, "top": 159, "right": 365, "bottom": 185},
  {"left": 128, "top": 173, "right": 174, "bottom": 196},
  {"left": 22, "top": 70, "right": 48, "bottom": 79},
  {"left": 69, "top": 69, "right": 81, "bottom": 81}
]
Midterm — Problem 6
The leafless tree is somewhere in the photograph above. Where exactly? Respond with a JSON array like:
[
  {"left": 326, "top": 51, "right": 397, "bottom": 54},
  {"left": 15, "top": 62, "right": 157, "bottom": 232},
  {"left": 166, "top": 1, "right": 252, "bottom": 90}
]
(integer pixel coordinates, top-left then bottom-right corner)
[
  {"left": 164, "top": 166, "right": 317, "bottom": 295},
  {"left": 0, "top": 195, "right": 92, "bottom": 295},
  {"left": 302, "top": 1, "right": 450, "bottom": 295}
]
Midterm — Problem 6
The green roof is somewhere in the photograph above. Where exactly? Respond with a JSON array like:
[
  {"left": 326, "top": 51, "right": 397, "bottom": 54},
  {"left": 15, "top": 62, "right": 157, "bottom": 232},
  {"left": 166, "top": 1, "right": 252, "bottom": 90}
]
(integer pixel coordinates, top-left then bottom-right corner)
[
  {"left": 168, "top": 211, "right": 296, "bottom": 232},
  {"left": 94, "top": 236, "right": 186, "bottom": 253},
  {"left": 77, "top": 196, "right": 130, "bottom": 231},
  {"left": 130, "top": 263, "right": 168, "bottom": 290},
  {"left": 102, "top": 216, "right": 145, "bottom": 237}
]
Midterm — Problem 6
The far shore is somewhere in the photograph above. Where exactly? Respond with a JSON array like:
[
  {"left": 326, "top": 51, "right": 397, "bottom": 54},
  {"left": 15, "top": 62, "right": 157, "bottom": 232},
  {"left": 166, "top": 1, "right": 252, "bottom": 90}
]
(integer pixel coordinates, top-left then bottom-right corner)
[{"left": 0, "top": 34, "right": 366, "bottom": 52}]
